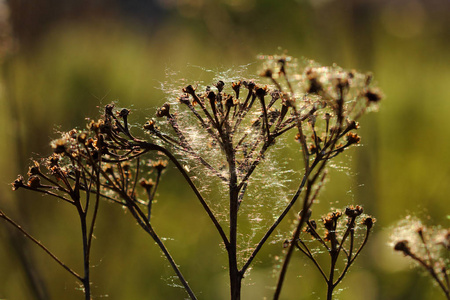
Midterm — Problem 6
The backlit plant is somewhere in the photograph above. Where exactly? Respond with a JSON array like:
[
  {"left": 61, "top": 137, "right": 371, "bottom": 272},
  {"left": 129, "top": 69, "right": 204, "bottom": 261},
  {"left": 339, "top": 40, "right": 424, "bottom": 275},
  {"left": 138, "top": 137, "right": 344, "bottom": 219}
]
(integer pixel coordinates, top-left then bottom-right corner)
[
  {"left": 391, "top": 216, "right": 450, "bottom": 299},
  {"left": 1, "top": 54, "right": 382, "bottom": 300}
]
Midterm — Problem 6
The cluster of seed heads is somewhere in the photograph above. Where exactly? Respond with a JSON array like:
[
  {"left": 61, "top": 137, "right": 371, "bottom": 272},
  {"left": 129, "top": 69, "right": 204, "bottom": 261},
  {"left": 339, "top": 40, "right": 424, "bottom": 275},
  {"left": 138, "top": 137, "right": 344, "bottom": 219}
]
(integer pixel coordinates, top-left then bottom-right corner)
[{"left": 6, "top": 55, "right": 383, "bottom": 300}]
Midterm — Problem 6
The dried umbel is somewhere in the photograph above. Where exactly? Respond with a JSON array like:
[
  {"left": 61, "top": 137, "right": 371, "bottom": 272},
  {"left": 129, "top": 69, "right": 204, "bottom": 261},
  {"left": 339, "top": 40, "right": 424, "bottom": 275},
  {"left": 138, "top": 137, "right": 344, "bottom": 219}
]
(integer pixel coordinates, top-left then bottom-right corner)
[
  {"left": 2, "top": 54, "right": 381, "bottom": 300},
  {"left": 287, "top": 205, "right": 375, "bottom": 300},
  {"left": 148, "top": 57, "right": 380, "bottom": 185},
  {"left": 391, "top": 217, "right": 450, "bottom": 299}
]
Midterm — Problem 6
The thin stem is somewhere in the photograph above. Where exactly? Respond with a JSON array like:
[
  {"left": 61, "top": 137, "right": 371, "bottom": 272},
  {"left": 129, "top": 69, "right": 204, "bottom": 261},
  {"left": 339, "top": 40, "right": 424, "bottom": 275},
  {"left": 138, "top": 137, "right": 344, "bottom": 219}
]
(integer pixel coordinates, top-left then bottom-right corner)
[
  {"left": 222, "top": 121, "right": 242, "bottom": 300},
  {"left": 78, "top": 208, "right": 91, "bottom": 300},
  {"left": 0, "top": 210, "right": 83, "bottom": 281},
  {"left": 87, "top": 160, "right": 102, "bottom": 255},
  {"left": 147, "top": 168, "right": 162, "bottom": 221},
  {"left": 241, "top": 160, "right": 317, "bottom": 275},
  {"left": 273, "top": 160, "right": 328, "bottom": 299},
  {"left": 326, "top": 240, "right": 339, "bottom": 300},
  {"left": 408, "top": 251, "right": 450, "bottom": 299},
  {"left": 135, "top": 141, "right": 230, "bottom": 248},
  {"left": 334, "top": 228, "right": 370, "bottom": 288},
  {"left": 295, "top": 240, "right": 328, "bottom": 281},
  {"left": 273, "top": 180, "right": 313, "bottom": 300},
  {"left": 100, "top": 170, "right": 198, "bottom": 300}
]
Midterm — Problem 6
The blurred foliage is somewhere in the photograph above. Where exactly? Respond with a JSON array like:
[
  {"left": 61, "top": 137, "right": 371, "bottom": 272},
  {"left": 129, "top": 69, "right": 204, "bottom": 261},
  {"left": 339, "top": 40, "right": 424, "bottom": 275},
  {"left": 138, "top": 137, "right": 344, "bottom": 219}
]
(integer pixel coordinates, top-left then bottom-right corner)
[{"left": 1, "top": 0, "right": 450, "bottom": 299}]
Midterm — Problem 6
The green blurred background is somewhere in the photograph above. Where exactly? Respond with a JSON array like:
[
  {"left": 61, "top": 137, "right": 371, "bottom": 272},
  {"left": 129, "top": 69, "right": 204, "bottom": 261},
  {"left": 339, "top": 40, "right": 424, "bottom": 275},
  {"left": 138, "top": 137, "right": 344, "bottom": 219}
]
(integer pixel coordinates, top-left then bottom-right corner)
[{"left": 0, "top": 0, "right": 449, "bottom": 299}]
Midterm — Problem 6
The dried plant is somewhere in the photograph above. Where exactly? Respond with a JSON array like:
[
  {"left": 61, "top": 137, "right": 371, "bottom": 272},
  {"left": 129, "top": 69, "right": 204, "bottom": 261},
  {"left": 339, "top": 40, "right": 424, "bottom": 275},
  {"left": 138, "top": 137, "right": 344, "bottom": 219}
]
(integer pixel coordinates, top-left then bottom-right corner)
[
  {"left": 284, "top": 205, "right": 375, "bottom": 300},
  {"left": 1, "top": 54, "right": 381, "bottom": 299},
  {"left": 391, "top": 217, "right": 450, "bottom": 299}
]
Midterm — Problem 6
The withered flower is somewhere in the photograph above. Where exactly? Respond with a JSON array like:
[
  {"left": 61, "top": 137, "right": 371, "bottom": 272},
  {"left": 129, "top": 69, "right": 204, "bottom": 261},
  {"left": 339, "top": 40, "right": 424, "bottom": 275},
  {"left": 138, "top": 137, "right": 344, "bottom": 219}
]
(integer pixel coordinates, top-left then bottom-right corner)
[
  {"left": 27, "top": 175, "right": 42, "bottom": 189},
  {"left": 362, "top": 217, "right": 374, "bottom": 229},
  {"left": 232, "top": 81, "right": 241, "bottom": 99},
  {"left": 12, "top": 175, "right": 25, "bottom": 191},
  {"left": 183, "top": 85, "right": 196, "bottom": 95},
  {"left": 143, "top": 119, "right": 157, "bottom": 131},
  {"left": 152, "top": 160, "right": 168, "bottom": 173},
  {"left": 394, "top": 240, "right": 412, "bottom": 256},
  {"left": 215, "top": 80, "right": 225, "bottom": 93},
  {"left": 178, "top": 94, "right": 191, "bottom": 105},
  {"left": 306, "top": 68, "right": 323, "bottom": 94},
  {"left": 28, "top": 161, "right": 41, "bottom": 176},
  {"left": 156, "top": 103, "right": 171, "bottom": 118},
  {"left": 140, "top": 178, "right": 155, "bottom": 191},
  {"left": 345, "top": 205, "right": 364, "bottom": 218},
  {"left": 51, "top": 139, "right": 67, "bottom": 154},
  {"left": 77, "top": 132, "right": 87, "bottom": 143},
  {"left": 260, "top": 69, "right": 273, "bottom": 78},
  {"left": 346, "top": 132, "right": 361, "bottom": 145},
  {"left": 363, "top": 88, "right": 382, "bottom": 103},
  {"left": 118, "top": 108, "right": 130, "bottom": 118}
]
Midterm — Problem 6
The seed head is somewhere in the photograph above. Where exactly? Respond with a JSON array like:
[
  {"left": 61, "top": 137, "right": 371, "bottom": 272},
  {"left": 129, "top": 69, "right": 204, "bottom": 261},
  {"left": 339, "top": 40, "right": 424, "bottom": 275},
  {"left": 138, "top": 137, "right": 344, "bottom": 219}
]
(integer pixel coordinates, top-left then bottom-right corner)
[
  {"left": 305, "top": 68, "right": 323, "bottom": 94},
  {"left": 140, "top": 178, "right": 155, "bottom": 191},
  {"left": 362, "top": 217, "right": 374, "bottom": 229},
  {"left": 394, "top": 240, "right": 412, "bottom": 256},
  {"left": 244, "top": 81, "right": 256, "bottom": 91},
  {"left": 363, "top": 88, "right": 382, "bottom": 103},
  {"left": 183, "top": 85, "right": 196, "bottom": 95},
  {"left": 346, "top": 132, "right": 361, "bottom": 145},
  {"left": 215, "top": 80, "right": 225, "bottom": 93},
  {"left": 156, "top": 103, "right": 171, "bottom": 118},
  {"left": 178, "top": 94, "right": 191, "bottom": 105},
  {"left": 27, "top": 175, "right": 41, "bottom": 189},
  {"left": 51, "top": 139, "right": 67, "bottom": 154},
  {"left": 12, "top": 175, "right": 25, "bottom": 191},
  {"left": 232, "top": 81, "right": 241, "bottom": 99},
  {"left": 152, "top": 160, "right": 168, "bottom": 173},
  {"left": 260, "top": 69, "right": 273, "bottom": 78},
  {"left": 28, "top": 161, "right": 41, "bottom": 176},
  {"left": 255, "top": 86, "right": 268, "bottom": 99},
  {"left": 224, "top": 94, "right": 237, "bottom": 108},
  {"left": 77, "top": 132, "right": 87, "bottom": 144},
  {"left": 118, "top": 108, "right": 130, "bottom": 118},
  {"left": 143, "top": 119, "right": 157, "bottom": 131},
  {"left": 345, "top": 205, "right": 364, "bottom": 218},
  {"left": 105, "top": 104, "right": 115, "bottom": 115},
  {"left": 323, "top": 211, "right": 342, "bottom": 231}
]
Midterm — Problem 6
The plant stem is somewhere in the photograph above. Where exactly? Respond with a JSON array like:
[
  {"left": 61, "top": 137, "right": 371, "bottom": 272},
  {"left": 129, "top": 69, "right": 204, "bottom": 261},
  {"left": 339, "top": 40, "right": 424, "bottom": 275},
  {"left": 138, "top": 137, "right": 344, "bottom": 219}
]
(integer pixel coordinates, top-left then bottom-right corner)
[
  {"left": 76, "top": 206, "right": 91, "bottom": 300},
  {"left": 99, "top": 168, "right": 198, "bottom": 300},
  {"left": 224, "top": 123, "right": 242, "bottom": 300},
  {"left": 0, "top": 210, "right": 82, "bottom": 281},
  {"left": 327, "top": 256, "right": 336, "bottom": 300},
  {"left": 228, "top": 183, "right": 242, "bottom": 300},
  {"left": 273, "top": 180, "right": 313, "bottom": 300}
]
